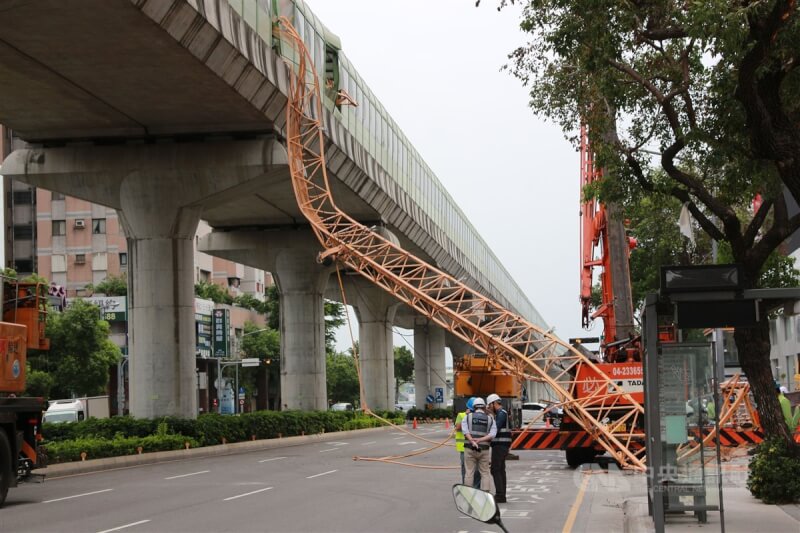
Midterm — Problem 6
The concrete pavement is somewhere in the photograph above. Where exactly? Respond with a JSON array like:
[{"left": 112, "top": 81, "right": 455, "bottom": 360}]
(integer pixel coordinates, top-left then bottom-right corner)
[{"left": 623, "top": 450, "right": 800, "bottom": 532}]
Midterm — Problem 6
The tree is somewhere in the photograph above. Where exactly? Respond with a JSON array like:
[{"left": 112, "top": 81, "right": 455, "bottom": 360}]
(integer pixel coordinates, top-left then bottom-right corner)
[
  {"left": 262, "top": 284, "right": 347, "bottom": 355},
  {"left": 195, "top": 281, "right": 233, "bottom": 305},
  {"left": 24, "top": 367, "right": 54, "bottom": 398},
  {"left": 45, "top": 299, "right": 122, "bottom": 398},
  {"left": 326, "top": 351, "right": 360, "bottom": 406},
  {"left": 240, "top": 322, "right": 281, "bottom": 410},
  {"left": 89, "top": 274, "right": 128, "bottom": 296},
  {"left": 394, "top": 345, "right": 414, "bottom": 396},
  {"left": 497, "top": 0, "right": 800, "bottom": 448}
]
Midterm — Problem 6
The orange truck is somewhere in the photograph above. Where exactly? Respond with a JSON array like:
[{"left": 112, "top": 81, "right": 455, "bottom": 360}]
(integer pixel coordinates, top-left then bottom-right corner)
[{"left": 0, "top": 280, "right": 50, "bottom": 507}]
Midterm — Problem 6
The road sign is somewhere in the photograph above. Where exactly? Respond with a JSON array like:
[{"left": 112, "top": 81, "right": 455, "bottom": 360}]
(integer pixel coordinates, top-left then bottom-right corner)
[
  {"left": 241, "top": 358, "right": 260, "bottom": 367},
  {"left": 426, "top": 394, "right": 434, "bottom": 404},
  {"left": 435, "top": 387, "right": 444, "bottom": 403},
  {"left": 239, "top": 399, "right": 244, "bottom": 405}
]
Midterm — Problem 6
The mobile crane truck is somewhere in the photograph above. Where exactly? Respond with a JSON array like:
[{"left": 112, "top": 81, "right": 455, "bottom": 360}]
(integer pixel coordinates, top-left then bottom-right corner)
[{"left": 0, "top": 279, "right": 50, "bottom": 506}]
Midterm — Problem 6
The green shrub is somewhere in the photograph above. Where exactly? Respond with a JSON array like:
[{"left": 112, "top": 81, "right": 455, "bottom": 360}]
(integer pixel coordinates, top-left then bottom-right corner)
[
  {"left": 406, "top": 407, "right": 452, "bottom": 421},
  {"left": 747, "top": 438, "right": 800, "bottom": 504},
  {"left": 44, "top": 434, "right": 199, "bottom": 463}
]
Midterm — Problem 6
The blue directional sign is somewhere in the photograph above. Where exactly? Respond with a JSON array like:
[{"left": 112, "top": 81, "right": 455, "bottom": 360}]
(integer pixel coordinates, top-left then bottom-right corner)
[{"left": 425, "top": 394, "right": 434, "bottom": 404}]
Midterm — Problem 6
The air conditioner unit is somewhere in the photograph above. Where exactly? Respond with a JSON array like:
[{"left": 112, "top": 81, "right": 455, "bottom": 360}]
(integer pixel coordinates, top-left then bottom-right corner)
[{"left": 74, "top": 219, "right": 85, "bottom": 228}]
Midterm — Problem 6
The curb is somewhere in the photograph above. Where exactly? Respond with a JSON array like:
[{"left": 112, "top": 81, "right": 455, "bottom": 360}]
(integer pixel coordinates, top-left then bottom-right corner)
[
  {"left": 41, "top": 425, "right": 395, "bottom": 479},
  {"left": 623, "top": 497, "right": 652, "bottom": 533}
]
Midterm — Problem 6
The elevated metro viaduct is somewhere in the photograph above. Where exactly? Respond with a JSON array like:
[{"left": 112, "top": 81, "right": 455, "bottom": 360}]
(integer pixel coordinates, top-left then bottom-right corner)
[{"left": 0, "top": 0, "right": 549, "bottom": 417}]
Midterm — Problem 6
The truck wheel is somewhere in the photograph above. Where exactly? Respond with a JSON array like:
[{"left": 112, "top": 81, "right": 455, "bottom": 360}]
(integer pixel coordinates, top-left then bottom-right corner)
[
  {"left": 0, "top": 430, "right": 11, "bottom": 507},
  {"left": 565, "top": 447, "right": 595, "bottom": 468}
]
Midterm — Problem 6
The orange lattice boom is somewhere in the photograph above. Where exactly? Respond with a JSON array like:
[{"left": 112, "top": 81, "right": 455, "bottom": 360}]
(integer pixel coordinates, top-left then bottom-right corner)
[{"left": 275, "top": 17, "right": 647, "bottom": 471}]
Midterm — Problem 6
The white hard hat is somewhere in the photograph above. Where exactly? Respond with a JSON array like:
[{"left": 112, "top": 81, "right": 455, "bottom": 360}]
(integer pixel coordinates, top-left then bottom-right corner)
[
  {"left": 472, "top": 397, "right": 486, "bottom": 408},
  {"left": 780, "top": 386, "right": 789, "bottom": 394},
  {"left": 486, "top": 393, "right": 501, "bottom": 405}
]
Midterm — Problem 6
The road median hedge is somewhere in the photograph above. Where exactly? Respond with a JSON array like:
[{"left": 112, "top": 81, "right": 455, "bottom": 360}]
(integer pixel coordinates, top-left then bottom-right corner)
[{"left": 42, "top": 410, "right": 405, "bottom": 464}]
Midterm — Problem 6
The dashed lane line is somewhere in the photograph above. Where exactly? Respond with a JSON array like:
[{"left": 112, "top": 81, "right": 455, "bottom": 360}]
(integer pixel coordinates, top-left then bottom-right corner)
[
  {"left": 43, "top": 488, "right": 114, "bottom": 503},
  {"left": 361, "top": 441, "right": 376, "bottom": 445},
  {"left": 96, "top": 520, "right": 151, "bottom": 533},
  {"left": 164, "top": 470, "right": 209, "bottom": 480},
  {"left": 306, "top": 470, "right": 337, "bottom": 479},
  {"left": 258, "top": 456, "right": 287, "bottom": 463},
  {"left": 319, "top": 447, "right": 338, "bottom": 453},
  {"left": 223, "top": 487, "right": 273, "bottom": 501}
]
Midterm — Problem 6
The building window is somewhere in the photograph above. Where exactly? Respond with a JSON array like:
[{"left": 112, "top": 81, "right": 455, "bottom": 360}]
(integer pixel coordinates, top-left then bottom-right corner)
[
  {"left": 119, "top": 252, "right": 128, "bottom": 266},
  {"left": 75, "top": 254, "right": 86, "bottom": 265},
  {"left": 92, "top": 252, "right": 107, "bottom": 271},
  {"left": 51, "top": 191, "right": 65, "bottom": 201},
  {"left": 52, "top": 220, "right": 66, "bottom": 236},
  {"left": 13, "top": 225, "right": 33, "bottom": 239},
  {"left": 12, "top": 190, "right": 32, "bottom": 204},
  {"left": 51, "top": 254, "right": 67, "bottom": 272},
  {"left": 14, "top": 259, "right": 33, "bottom": 274},
  {"left": 92, "top": 218, "right": 106, "bottom": 234}
]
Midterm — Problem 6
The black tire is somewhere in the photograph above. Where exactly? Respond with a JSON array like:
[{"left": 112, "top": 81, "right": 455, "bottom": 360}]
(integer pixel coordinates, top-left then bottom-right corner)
[
  {"left": 0, "top": 429, "right": 11, "bottom": 508},
  {"left": 565, "top": 447, "right": 595, "bottom": 468}
]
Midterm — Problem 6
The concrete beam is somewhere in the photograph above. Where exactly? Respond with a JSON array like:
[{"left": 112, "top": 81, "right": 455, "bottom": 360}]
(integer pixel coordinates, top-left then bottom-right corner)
[{"left": 1, "top": 140, "right": 288, "bottom": 419}]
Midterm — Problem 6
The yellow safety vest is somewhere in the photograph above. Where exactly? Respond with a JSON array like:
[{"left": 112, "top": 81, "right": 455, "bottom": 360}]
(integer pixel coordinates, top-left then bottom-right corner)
[{"left": 455, "top": 411, "right": 466, "bottom": 452}]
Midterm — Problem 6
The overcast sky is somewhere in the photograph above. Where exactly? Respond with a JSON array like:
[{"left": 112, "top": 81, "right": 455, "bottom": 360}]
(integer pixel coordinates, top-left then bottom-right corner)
[{"left": 309, "top": 1, "right": 589, "bottom": 352}]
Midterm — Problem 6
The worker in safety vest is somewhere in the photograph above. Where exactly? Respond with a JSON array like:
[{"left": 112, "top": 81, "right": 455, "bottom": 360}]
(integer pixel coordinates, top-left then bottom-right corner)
[
  {"left": 487, "top": 393, "right": 512, "bottom": 503},
  {"left": 778, "top": 383, "right": 800, "bottom": 432},
  {"left": 461, "top": 397, "right": 496, "bottom": 492},
  {"left": 454, "top": 397, "right": 475, "bottom": 484}
]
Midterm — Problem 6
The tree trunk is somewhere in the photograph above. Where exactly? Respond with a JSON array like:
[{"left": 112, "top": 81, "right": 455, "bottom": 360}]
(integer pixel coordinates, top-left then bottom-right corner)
[{"left": 733, "top": 320, "right": 796, "bottom": 451}]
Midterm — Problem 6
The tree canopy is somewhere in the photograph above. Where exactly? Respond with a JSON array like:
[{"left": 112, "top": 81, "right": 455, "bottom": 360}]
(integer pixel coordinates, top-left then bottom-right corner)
[
  {"left": 490, "top": 0, "right": 800, "bottom": 446},
  {"left": 41, "top": 299, "right": 122, "bottom": 398},
  {"left": 90, "top": 274, "right": 128, "bottom": 296}
]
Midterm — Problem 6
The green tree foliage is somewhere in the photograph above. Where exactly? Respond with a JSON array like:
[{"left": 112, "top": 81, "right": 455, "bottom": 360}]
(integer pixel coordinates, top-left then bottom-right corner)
[
  {"left": 194, "top": 281, "right": 233, "bottom": 305},
  {"left": 326, "top": 352, "right": 360, "bottom": 406},
  {"left": 45, "top": 300, "right": 122, "bottom": 398},
  {"left": 262, "top": 284, "right": 346, "bottom": 355},
  {"left": 324, "top": 300, "right": 346, "bottom": 355},
  {"left": 233, "top": 293, "right": 268, "bottom": 315},
  {"left": 393, "top": 345, "right": 414, "bottom": 395},
  {"left": 25, "top": 367, "right": 54, "bottom": 398},
  {"left": 264, "top": 284, "right": 280, "bottom": 330},
  {"left": 89, "top": 274, "right": 128, "bottom": 296},
  {"left": 495, "top": 0, "right": 800, "bottom": 448},
  {"left": 239, "top": 322, "right": 281, "bottom": 408}
]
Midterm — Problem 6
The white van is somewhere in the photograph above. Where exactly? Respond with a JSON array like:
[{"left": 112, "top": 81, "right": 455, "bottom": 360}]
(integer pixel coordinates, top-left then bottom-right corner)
[{"left": 43, "top": 399, "right": 86, "bottom": 424}]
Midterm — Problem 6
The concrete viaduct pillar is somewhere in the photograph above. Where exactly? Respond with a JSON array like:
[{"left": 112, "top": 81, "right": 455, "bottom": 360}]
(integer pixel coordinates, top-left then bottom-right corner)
[
  {"left": 351, "top": 282, "right": 399, "bottom": 411},
  {"left": 199, "top": 229, "right": 331, "bottom": 411},
  {"left": 2, "top": 139, "right": 287, "bottom": 418},
  {"left": 414, "top": 318, "right": 447, "bottom": 409}
]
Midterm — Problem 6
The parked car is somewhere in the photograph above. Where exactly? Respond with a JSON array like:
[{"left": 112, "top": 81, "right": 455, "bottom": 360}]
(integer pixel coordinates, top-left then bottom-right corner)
[
  {"left": 330, "top": 402, "right": 354, "bottom": 412},
  {"left": 521, "top": 402, "right": 562, "bottom": 426},
  {"left": 394, "top": 401, "right": 415, "bottom": 411}
]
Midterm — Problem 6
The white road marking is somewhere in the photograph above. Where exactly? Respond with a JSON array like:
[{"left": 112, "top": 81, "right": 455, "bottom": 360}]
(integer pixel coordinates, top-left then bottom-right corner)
[
  {"left": 398, "top": 441, "right": 418, "bottom": 445},
  {"left": 319, "top": 447, "right": 338, "bottom": 452},
  {"left": 392, "top": 436, "right": 406, "bottom": 440},
  {"left": 412, "top": 447, "right": 428, "bottom": 452},
  {"left": 258, "top": 456, "right": 287, "bottom": 463},
  {"left": 43, "top": 488, "right": 113, "bottom": 503},
  {"left": 391, "top": 432, "right": 405, "bottom": 435},
  {"left": 306, "top": 470, "right": 337, "bottom": 479},
  {"left": 330, "top": 442, "right": 348, "bottom": 446},
  {"left": 223, "top": 487, "right": 273, "bottom": 501},
  {"left": 96, "top": 520, "right": 151, "bottom": 533},
  {"left": 164, "top": 470, "right": 209, "bottom": 480},
  {"left": 361, "top": 441, "right": 376, "bottom": 445}
]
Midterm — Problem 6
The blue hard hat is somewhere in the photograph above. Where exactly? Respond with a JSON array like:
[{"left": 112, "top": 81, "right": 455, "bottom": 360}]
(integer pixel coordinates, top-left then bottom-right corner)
[{"left": 466, "top": 397, "right": 476, "bottom": 411}]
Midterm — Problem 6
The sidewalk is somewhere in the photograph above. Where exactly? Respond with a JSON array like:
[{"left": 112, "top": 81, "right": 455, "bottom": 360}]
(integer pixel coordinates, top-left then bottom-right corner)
[{"left": 623, "top": 451, "right": 800, "bottom": 532}]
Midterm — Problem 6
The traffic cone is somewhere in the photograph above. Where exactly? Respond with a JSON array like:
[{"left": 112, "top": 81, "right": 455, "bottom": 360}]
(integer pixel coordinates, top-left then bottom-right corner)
[
  {"left": 445, "top": 418, "right": 451, "bottom": 429},
  {"left": 413, "top": 417, "right": 418, "bottom": 429}
]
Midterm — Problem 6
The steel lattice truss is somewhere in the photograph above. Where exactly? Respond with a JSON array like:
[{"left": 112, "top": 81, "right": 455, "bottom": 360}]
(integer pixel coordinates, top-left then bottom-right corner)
[{"left": 275, "top": 17, "right": 647, "bottom": 471}]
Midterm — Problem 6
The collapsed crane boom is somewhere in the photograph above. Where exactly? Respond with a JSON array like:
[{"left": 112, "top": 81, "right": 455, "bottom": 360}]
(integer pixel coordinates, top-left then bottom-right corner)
[{"left": 275, "top": 18, "right": 646, "bottom": 470}]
